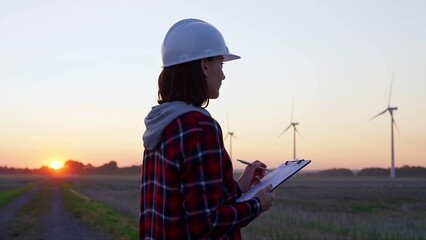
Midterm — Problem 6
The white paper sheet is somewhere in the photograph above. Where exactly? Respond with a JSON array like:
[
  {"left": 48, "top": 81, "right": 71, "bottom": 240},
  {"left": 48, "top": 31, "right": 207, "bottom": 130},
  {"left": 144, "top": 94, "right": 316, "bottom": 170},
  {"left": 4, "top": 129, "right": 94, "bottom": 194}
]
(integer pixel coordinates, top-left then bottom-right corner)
[{"left": 237, "top": 159, "right": 311, "bottom": 202}]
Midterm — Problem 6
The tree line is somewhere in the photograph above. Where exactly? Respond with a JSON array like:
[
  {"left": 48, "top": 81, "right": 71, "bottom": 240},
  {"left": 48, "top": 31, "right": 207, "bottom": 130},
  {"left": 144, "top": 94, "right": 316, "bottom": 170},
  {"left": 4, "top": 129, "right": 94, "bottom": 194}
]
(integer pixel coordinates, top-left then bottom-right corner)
[
  {"left": 0, "top": 160, "right": 140, "bottom": 175},
  {"left": 307, "top": 165, "right": 426, "bottom": 177},
  {"left": 1, "top": 161, "right": 425, "bottom": 177}
]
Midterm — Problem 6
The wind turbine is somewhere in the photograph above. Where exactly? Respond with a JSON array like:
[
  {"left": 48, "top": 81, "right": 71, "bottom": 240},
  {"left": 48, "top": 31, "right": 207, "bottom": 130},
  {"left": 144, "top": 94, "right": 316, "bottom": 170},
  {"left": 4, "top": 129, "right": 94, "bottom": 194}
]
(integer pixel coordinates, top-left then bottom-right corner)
[
  {"left": 279, "top": 99, "right": 300, "bottom": 160},
  {"left": 224, "top": 114, "right": 238, "bottom": 160},
  {"left": 370, "top": 74, "right": 398, "bottom": 178}
]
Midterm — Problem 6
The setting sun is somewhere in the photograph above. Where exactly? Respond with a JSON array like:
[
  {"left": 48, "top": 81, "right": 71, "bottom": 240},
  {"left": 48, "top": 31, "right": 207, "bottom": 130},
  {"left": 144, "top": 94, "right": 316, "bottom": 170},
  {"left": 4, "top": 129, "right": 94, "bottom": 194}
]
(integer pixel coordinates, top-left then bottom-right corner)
[{"left": 50, "top": 161, "right": 63, "bottom": 170}]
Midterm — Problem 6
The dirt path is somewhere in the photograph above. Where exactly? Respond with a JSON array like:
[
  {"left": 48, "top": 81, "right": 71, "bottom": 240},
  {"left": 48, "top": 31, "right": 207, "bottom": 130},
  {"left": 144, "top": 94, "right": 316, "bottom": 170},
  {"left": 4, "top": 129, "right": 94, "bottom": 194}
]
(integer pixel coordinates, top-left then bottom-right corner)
[
  {"left": 0, "top": 188, "right": 39, "bottom": 238},
  {"left": 42, "top": 182, "right": 110, "bottom": 240},
  {"left": 0, "top": 180, "right": 111, "bottom": 240}
]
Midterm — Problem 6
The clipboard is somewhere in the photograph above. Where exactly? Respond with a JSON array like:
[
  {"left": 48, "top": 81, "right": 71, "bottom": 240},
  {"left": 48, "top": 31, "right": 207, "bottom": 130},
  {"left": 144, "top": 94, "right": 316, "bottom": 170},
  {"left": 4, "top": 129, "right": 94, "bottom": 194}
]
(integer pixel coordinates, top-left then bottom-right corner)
[{"left": 236, "top": 159, "right": 311, "bottom": 202}]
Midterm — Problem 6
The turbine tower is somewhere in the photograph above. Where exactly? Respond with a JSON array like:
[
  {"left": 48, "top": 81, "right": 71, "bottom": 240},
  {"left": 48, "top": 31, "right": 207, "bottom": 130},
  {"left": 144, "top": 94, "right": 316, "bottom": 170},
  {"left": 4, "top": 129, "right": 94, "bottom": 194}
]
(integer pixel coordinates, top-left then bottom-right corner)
[
  {"left": 279, "top": 99, "right": 300, "bottom": 160},
  {"left": 224, "top": 114, "right": 238, "bottom": 160},
  {"left": 370, "top": 74, "right": 398, "bottom": 178}
]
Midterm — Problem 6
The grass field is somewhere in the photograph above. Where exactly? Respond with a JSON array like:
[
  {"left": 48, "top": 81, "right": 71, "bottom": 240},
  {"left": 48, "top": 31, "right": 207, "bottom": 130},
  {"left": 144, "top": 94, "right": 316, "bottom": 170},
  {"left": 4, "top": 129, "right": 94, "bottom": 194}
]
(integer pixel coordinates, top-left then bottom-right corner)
[
  {"left": 0, "top": 175, "right": 44, "bottom": 208},
  {"left": 1, "top": 174, "right": 426, "bottom": 240},
  {"left": 61, "top": 179, "right": 138, "bottom": 240},
  {"left": 242, "top": 176, "right": 426, "bottom": 239}
]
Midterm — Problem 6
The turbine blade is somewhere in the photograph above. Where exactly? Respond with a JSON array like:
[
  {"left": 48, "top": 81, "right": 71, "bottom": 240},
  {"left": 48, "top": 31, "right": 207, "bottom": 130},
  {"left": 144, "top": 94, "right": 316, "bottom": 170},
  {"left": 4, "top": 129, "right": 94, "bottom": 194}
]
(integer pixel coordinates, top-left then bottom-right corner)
[
  {"left": 370, "top": 109, "right": 388, "bottom": 120},
  {"left": 278, "top": 124, "right": 292, "bottom": 137},
  {"left": 224, "top": 133, "right": 229, "bottom": 140},
  {"left": 291, "top": 98, "right": 294, "bottom": 122},
  {"left": 393, "top": 118, "right": 400, "bottom": 133},
  {"left": 388, "top": 73, "right": 394, "bottom": 107},
  {"left": 295, "top": 127, "right": 302, "bottom": 137},
  {"left": 233, "top": 134, "right": 240, "bottom": 140}
]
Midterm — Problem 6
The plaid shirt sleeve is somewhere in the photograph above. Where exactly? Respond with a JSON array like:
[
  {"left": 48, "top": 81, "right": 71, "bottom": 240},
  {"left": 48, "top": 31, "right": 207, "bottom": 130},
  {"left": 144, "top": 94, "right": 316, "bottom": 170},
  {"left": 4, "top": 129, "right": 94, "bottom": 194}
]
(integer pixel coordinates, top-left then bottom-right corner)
[{"left": 140, "top": 111, "right": 261, "bottom": 240}]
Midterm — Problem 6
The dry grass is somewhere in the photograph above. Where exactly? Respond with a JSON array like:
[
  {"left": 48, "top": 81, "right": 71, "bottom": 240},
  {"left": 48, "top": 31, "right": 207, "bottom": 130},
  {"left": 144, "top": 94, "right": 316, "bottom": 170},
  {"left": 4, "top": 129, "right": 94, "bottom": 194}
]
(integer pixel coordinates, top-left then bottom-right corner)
[
  {"left": 241, "top": 176, "right": 426, "bottom": 239},
  {"left": 69, "top": 175, "right": 140, "bottom": 217},
  {"left": 2, "top": 174, "right": 425, "bottom": 239},
  {"left": 0, "top": 175, "right": 45, "bottom": 191},
  {"left": 72, "top": 175, "right": 426, "bottom": 240}
]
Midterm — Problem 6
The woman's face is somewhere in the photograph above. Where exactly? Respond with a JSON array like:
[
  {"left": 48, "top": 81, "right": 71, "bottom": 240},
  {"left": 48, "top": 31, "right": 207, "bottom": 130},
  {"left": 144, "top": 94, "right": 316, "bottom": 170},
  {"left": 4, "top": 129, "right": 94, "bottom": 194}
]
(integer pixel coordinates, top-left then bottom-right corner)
[{"left": 202, "top": 56, "right": 225, "bottom": 99}]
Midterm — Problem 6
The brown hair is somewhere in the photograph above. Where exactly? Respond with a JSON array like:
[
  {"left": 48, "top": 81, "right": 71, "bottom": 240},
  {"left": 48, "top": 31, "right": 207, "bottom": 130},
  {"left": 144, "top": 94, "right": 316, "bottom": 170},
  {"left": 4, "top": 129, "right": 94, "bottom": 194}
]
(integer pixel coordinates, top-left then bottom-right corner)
[{"left": 157, "top": 59, "right": 210, "bottom": 108}]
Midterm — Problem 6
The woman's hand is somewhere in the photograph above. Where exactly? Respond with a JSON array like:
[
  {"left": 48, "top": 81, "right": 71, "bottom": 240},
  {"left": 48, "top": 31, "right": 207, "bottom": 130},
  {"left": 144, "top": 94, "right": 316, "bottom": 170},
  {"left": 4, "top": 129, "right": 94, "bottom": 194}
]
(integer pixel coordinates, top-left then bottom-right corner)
[
  {"left": 236, "top": 160, "right": 268, "bottom": 193},
  {"left": 254, "top": 184, "right": 274, "bottom": 212}
]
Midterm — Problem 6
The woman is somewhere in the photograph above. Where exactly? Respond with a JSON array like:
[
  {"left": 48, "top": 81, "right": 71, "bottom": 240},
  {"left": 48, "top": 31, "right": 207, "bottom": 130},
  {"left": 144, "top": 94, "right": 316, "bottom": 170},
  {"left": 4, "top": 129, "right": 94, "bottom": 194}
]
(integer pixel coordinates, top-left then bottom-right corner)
[{"left": 140, "top": 18, "right": 274, "bottom": 240}]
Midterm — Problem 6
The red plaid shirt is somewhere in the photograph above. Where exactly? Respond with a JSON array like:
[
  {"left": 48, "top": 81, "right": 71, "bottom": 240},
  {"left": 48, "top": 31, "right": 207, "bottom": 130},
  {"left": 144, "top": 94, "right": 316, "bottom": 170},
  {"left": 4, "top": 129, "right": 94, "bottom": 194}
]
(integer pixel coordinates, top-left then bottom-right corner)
[{"left": 140, "top": 111, "right": 261, "bottom": 240}]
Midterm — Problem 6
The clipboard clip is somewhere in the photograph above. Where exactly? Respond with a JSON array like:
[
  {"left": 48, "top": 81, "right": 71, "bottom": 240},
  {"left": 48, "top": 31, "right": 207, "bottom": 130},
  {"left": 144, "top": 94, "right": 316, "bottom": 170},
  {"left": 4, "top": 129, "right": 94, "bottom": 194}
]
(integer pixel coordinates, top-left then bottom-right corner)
[{"left": 285, "top": 159, "right": 305, "bottom": 165}]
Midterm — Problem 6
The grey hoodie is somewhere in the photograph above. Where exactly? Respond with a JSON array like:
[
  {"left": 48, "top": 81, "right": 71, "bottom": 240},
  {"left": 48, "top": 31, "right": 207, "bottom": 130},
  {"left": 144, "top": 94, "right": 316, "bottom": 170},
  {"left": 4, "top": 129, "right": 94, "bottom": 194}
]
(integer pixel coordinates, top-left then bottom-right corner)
[{"left": 142, "top": 101, "right": 211, "bottom": 150}]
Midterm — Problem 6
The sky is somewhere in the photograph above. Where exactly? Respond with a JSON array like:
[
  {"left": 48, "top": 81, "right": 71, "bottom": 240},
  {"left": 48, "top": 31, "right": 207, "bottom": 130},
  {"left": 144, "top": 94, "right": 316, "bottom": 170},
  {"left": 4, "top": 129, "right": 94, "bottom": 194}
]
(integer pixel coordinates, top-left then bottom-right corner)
[{"left": 1, "top": 0, "right": 425, "bottom": 171}]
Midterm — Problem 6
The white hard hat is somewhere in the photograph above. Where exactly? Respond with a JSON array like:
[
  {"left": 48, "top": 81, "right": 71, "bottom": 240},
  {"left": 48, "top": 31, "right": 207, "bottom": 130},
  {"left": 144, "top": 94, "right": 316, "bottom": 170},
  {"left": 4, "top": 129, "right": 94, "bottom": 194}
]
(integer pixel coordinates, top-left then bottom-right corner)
[{"left": 161, "top": 19, "right": 240, "bottom": 68}]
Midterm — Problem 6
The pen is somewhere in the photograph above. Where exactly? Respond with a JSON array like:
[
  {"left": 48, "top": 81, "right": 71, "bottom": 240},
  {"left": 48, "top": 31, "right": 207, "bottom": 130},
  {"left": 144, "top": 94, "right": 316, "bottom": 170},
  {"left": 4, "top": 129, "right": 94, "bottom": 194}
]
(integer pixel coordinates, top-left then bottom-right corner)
[{"left": 237, "top": 159, "right": 272, "bottom": 172}]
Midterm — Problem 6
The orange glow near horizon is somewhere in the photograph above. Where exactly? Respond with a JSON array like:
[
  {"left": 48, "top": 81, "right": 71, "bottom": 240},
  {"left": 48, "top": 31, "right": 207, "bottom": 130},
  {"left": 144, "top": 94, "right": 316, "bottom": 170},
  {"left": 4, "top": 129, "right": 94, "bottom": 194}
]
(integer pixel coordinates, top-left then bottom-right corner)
[{"left": 49, "top": 160, "right": 63, "bottom": 170}]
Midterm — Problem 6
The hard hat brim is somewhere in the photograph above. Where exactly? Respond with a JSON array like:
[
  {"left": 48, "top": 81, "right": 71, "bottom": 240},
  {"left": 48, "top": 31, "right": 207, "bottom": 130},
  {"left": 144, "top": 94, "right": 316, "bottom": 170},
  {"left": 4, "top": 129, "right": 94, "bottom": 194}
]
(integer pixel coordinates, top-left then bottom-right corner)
[
  {"left": 162, "top": 53, "right": 241, "bottom": 68},
  {"left": 223, "top": 54, "right": 241, "bottom": 62}
]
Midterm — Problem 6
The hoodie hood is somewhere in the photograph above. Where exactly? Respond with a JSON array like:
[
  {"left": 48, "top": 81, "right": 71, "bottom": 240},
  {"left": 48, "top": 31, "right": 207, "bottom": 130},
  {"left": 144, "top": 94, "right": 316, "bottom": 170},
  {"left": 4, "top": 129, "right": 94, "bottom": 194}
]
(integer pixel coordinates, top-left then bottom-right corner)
[{"left": 143, "top": 101, "right": 211, "bottom": 150}]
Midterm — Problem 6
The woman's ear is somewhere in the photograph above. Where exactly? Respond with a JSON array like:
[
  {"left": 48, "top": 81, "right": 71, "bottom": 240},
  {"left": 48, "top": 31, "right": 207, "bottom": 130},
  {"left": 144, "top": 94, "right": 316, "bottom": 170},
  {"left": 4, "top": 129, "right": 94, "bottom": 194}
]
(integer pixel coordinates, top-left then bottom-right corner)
[{"left": 201, "top": 58, "right": 209, "bottom": 77}]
